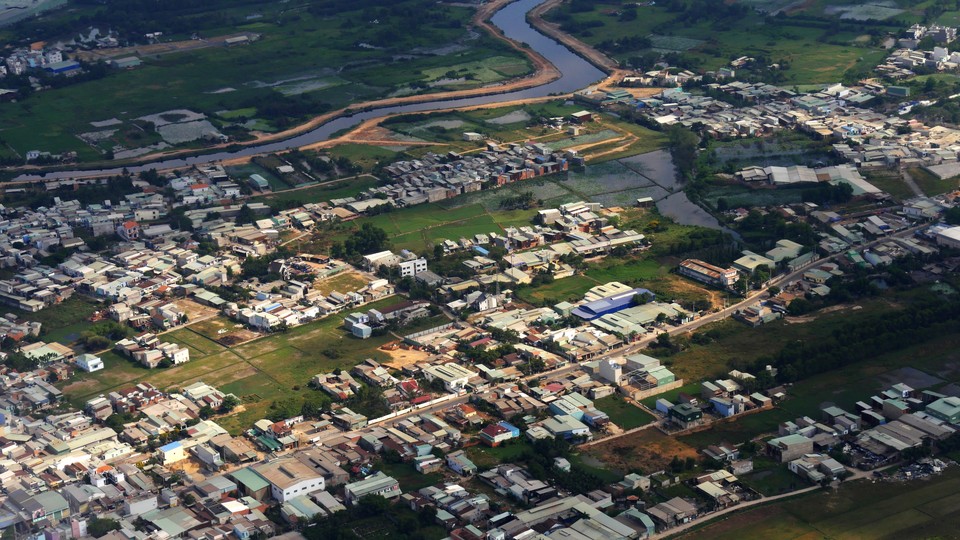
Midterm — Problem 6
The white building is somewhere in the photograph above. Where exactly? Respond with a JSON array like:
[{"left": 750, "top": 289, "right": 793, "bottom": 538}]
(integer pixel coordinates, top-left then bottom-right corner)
[
  {"left": 399, "top": 257, "right": 427, "bottom": 277},
  {"left": 253, "top": 457, "right": 326, "bottom": 503},
  {"left": 75, "top": 353, "right": 104, "bottom": 373},
  {"left": 936, "top": 226, "right": 960, "bottom": 249},
  {"left": 423, "top": 363, "right": 478, "bottom": 392}
]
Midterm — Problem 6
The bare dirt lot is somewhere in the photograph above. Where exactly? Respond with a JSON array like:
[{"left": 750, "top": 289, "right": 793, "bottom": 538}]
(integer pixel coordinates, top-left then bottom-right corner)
[
  {"left": 586, "top": 428, "right": 700, "bottom": 473},
  {"left": 382, "top": 345, "right": 434, "bottom": 370}
]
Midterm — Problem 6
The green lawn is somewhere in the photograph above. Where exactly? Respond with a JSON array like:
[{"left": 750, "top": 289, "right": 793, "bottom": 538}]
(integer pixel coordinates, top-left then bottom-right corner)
[
  {"left": 514, "top": 275, "right": 599, "bottom": 305},
  {"left": 594, "top": 394, "right": 654, "bottom": 430},
  {"left": 379, "top": 462, "right": 446, "bottom": 492},
  {"left": 863, "top": 171, "right": 918, "bottom": 201},
  {"left": 738, "top": 457, "right": 807, "bottom": 497}
]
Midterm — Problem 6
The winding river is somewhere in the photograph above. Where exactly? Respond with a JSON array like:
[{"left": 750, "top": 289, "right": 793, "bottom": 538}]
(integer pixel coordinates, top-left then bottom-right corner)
[{"left": 15, "top": 0, "right": 606, "bottom": 181}]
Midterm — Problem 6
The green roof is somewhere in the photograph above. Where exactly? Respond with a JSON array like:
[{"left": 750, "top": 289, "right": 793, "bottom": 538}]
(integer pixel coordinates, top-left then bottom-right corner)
[{"left": 230, "top": 467, "right": 270, "bottom": 492}]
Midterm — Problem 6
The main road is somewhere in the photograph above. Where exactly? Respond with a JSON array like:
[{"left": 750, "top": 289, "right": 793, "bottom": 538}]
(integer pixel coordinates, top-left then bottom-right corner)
[{"left": 14, "top": 0, "right": 606, "bottom": 182}]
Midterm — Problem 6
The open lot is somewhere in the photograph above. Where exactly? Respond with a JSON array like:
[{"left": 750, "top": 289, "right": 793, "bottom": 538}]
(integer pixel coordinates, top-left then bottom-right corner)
[
  {"left": 594, "top": 394, "right": 655, "bottom": 430},
  {"left": 678, "top": 467, "right": 960, "bottom": 540}
]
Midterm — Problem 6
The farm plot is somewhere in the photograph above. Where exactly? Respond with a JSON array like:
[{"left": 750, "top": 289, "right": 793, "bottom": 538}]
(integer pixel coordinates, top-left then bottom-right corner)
[
  {"left": 649, "top": 34, "right": 704, "bottom": 52},
  {"left": 824, "top": 2, "right": 904, "bottom": 20}
]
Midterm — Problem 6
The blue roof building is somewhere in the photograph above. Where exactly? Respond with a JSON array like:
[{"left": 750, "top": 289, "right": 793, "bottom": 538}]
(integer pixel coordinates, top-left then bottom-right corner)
[{"left": 571, "top": 288, "right": 653, "bottom": 320}]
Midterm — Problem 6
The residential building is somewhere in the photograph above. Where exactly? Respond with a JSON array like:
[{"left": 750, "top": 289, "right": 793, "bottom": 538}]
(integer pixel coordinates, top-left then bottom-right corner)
[
  {"left": 252, "top": 457, "right": 326, "bottom": 503},
  {"left": 344, "top": 472, "right": 401, "bottom": 505}
]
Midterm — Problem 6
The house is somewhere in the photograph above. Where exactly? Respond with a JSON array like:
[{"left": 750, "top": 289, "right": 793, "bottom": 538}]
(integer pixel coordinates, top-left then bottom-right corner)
[
  {"left": 479, "top": 421, "right": 520, "bottom": 447},
  {"left": 423, "top": 363, "right": 477, "bottom": 392},
  {"left": 157, "top": 441, "right": 186, "bottom": 465},
  {"left": 768, "top": 434, "right": 814, "bottom": 463},
  {"left": 75, "top": 353, "right": 104, "bottom": 373},
  {"left": 344, "top": 472, "right": 401, "bottom": 505},
  {"left": 447, "top": 450, "right": 478, "bottom": 476},
  {"left": 646, "top": 497, "right": 697, "bottom": 528},
  {"left": 117, "top": 221, "right": 141, "bottom": 241},
  {"left": 252, "top": 457, "right": 326, "bottom": 503}
]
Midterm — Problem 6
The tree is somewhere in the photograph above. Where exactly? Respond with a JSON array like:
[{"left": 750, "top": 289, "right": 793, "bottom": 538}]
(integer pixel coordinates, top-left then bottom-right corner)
[
  {"left": 219, "top": 395, "right": 240, "bottom": 414},
  {"left": 666, "top": 124, "right": 699, "bottom": 179},
  {"left": 235, "top": 204, "right": 259, "bottom": 225},
  {"left": 88, "top": 518, "right": 121, "bottom": 538}
]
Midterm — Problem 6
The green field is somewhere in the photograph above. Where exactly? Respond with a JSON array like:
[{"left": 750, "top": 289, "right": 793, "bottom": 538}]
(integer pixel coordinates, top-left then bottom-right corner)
[
  {"left": 864, "top": 171, "right": 918, "bottom": 202},
  {"left": 251, "top": 175, "right": 382, "bottom": 205},
  {"left": 466, "top": 441, "right": 535, "bottom": 469},
  {"left": 547, "top": 0, "right": 890, "bottom": 84},
  {"left": 908, "top": 168, "right": 960, "bottom": 197},
  {"left": 60, "top": 297, "right": 450, "bottom": 434},
  {"left": 594, "top": 394, "right": 655, "bottom": 430},
  {"left": 0, "top": 0, "right": 531, "bottom": 160},
  {"left": 679, "top": 467, "right": 960, "bottom": 540}
]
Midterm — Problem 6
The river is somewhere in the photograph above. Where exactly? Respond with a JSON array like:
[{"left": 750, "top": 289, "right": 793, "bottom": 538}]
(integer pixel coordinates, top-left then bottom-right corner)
[{"left": 15, "top": 0, "right": 606, "bottom": 181}]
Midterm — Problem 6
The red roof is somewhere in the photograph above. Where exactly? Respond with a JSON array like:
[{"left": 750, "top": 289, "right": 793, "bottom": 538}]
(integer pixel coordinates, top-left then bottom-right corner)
[
  {"left": 480, "top": 424, "right": 509, "bottom": 437},
  {"left": 122, "top": 221, "right": 139, "bottom": 229},
  {"left": 190, "top": 183, "right": 210, "bottom": 190}
]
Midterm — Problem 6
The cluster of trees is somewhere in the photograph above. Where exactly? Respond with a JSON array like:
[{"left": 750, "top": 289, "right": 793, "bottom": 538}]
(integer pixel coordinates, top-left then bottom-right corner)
[
  {"left": 241, "top": 94, "right": 334, "bottom": 130},
  {"left": 499, "top": 191, "right": 538, "bottom": 210},
  {"left": 240, "top": 247, "right": 294, "bottom": 280},
  {"left": 4, "top": 352, "right": 40, "bottom": 373},
  {"left": 457, "top": 341, "right": 517, "bottom": 365},
  {"left": 596, "top": 35, "right": 653, "bottom": 55},
  {"left": 499, "top": 437, "right": 606, "bottom": 494},
  {"left": 755, "top": 296, "right": 960, "bottom": 383},
  {"left": 330, "top": 223, "right": 390, "bottom": 261},
  {"left": 666, "top": 125, "right": 700, "bottom": 180},
  {"left": 80, "top": 321, "right": 134, "bottom": 351},
  {"left": 737, "top": 209, "right": 819, "bottom": 247}
]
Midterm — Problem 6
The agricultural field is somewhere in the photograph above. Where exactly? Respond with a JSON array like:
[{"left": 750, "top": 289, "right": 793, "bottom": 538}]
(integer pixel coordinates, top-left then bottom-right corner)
[
  {"left": 679, "top": 467, "right": 960, "bottom": 540},
  {"left": 59, "top": 297, "right": 450, "bottom": 434},
  {"left": 546, "top": 0, "right": 892, "bottom": 84},
  {"left": 0, "top": 0, "right": 531, "bottom": 159}
]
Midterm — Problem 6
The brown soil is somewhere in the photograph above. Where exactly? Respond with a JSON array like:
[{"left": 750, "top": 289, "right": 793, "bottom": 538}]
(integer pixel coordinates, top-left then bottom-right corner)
[
  {"left": 382, "top": 346, "right": 433, "bottom": 370},
  {"left": 586, "top": 428, "right": 700, "bottom": 473}
]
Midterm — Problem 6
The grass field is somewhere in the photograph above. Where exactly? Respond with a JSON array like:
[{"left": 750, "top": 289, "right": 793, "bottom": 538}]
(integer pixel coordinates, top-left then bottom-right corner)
[
  {"left": 594, "top": 394, "right": 655, "bottom": 430},
  {"left": 0, "top": 1, "right": 530, "bottom": 159},
  {"left": 60, "top": 297, "right": 450, "bottom": 434},
  {"left": 679, "top": 467, "right": 960, "bottom": 540},
  {"left": 548, "top": 0, "right": 889, "bottom": 84},
  {"left": 250, "top": 175, "right": 381, "bottom": 206},
  {"left": 908, "top": 167, "right": 960, "bottom": 197},
  {"left": 864, "top": 170, "right": 918, "bottom": 201},
  {"left": 466, "top": 441, "right": 534, "bottom": 469}
]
